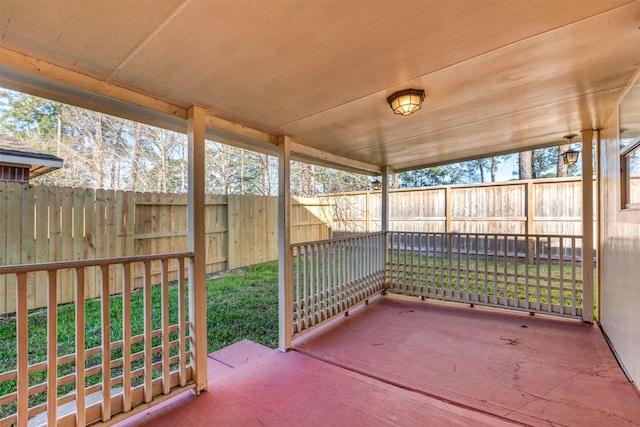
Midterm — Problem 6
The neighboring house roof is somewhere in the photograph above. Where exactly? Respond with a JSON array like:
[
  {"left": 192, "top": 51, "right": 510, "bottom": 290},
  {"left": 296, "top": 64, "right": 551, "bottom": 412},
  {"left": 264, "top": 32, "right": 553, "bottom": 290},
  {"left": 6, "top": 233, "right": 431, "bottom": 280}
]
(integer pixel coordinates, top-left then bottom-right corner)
[{"left": 0, "top": 133, "right": 64, "bottom": 178}]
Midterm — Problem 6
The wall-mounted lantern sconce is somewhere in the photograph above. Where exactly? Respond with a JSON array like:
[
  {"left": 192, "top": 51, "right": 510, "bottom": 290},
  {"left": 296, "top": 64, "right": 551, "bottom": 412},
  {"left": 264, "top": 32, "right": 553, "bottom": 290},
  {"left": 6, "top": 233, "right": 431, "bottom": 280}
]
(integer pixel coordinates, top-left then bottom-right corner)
[
  {"left": 371, "top": 178, "right": 382, "bottom": 191},
  {"left": 386, "top": 89, "right": 425, "bottom": 116},
  {"left": 561, "top": 134, "right": 580, "bottom": 165}
]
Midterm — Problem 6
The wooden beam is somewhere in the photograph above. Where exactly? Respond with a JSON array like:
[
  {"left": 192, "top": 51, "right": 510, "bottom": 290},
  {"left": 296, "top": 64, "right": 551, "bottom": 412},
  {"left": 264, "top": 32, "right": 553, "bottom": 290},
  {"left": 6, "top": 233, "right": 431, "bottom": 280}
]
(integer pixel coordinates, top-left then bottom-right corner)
[
  {"left": 0, "top": 47, "right": 278, "bottom": 151},
  {"left": 0, "top": 47, "right": 186, "bottom": 119},
  {"left": 278, "top": 136, "right": 293, "bottom": 351},
  {"left": 203, "top": 114, "right": 278, "bottom": 151},
  {"left": 290, "top": 141, "right": 382, "bottom": 175},
  {"left": 581, "top": 129, "right": 594, "bottom": 323},
  {"left": 187, "top": 106, "right": 208, "bottom": 392}
]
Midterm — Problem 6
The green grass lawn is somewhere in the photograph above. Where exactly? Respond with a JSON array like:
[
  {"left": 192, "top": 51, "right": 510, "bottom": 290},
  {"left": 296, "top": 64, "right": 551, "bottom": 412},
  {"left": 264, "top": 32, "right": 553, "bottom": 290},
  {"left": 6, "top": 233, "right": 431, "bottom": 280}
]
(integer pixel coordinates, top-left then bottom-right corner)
[{"left": 206, "top": 262, "right": 278, "bottom": 351}]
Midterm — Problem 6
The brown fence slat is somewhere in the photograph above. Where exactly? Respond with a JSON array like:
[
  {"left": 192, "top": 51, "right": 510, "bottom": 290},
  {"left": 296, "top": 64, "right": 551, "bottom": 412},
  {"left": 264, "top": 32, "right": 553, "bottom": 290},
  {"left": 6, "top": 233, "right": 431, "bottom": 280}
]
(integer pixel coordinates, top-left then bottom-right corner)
[{"left": 0, "top": 183, "right": 5, "bottom": 313}]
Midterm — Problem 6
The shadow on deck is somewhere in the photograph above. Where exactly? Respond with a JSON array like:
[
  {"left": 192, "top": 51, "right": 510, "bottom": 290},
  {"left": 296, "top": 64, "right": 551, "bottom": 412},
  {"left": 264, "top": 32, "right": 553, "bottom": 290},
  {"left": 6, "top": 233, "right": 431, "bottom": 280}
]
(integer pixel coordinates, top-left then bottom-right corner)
[{"left": 115, "top": 295, "right": 640, "bottom": 426}]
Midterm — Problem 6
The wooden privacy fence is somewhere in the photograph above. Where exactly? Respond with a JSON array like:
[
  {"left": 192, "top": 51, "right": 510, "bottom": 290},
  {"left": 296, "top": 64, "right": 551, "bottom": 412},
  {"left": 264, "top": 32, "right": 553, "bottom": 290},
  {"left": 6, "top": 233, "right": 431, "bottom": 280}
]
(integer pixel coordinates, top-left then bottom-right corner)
[
  {"left": 0, "top": 183, "right": 333, "bottom": 314},
  {"left": 321, "top": 177, "right": 612, "bottom": 236}
]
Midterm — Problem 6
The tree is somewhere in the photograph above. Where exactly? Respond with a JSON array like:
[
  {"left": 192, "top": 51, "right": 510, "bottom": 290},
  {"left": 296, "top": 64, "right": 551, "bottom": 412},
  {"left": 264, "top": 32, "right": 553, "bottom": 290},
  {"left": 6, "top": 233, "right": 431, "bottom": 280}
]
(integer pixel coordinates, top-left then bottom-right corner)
[
  {"left": 490, "top": 157, "right": 498, "bottom": 182},
  {"left": 519, "top": 151, "right": 534, "bottom": 180},
  {"left": 556, "top": 145, "right": 569, "bottom": 177},
  {"left": 0, "top": 90, "right": 62, "bottom": 143}
]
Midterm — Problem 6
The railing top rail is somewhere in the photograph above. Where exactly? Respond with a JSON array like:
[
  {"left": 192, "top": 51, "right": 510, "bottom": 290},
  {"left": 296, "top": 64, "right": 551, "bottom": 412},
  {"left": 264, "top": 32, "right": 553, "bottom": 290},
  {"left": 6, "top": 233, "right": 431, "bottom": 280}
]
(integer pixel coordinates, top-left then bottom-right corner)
[
  {"left": 386, "top": 230, "right": 583, "bottom": 240},
  {"left": 0, "top": 252, "right": 194, "bottom": 274},
  {"left": 290, "top": 232, "right": 385, "bottom": 248}
]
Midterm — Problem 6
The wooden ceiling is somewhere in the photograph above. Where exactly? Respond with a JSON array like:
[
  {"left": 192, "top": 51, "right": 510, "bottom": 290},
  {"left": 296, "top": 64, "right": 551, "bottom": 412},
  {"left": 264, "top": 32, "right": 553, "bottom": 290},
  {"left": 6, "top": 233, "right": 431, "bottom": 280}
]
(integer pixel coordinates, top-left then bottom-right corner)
[{"left": 1, "top": 0, "right": 639, "bottom": 173}]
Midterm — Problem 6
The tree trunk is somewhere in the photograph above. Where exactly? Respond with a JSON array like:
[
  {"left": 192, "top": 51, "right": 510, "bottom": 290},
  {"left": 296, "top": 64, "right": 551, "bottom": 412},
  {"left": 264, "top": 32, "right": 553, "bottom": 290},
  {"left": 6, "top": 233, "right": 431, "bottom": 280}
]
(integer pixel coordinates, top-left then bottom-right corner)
[
  {"left": 300, "top": 164, "right": 315, "bottom": 196},
  {"left": 556, "top": 145, "right": 569, "bottom": 177},
  {"left": 519, "top": 151, "right": 534, "bottom": 180},
  {"left": 129, "top": 123, "right": 142, "bottom": 190},
  {"left": 477, "top": 160, "right": 485, "bottom": 183},
  {"left": 94, "top": 115, "right": 105, "bottom": 189},
  {"left": 490, "top": 157, "right": 497, "bottom": 182}
]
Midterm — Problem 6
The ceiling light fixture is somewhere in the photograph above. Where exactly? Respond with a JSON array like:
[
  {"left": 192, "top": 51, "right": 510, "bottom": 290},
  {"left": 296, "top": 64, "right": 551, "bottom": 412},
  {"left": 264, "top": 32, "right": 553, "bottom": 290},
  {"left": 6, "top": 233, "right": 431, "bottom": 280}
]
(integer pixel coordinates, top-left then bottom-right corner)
[
  {"left": 371, "top": 178, "right": 382, "bottom": 191},
  {"left": 386, "top": 89, "right": 425, "bottom": 116},
  {"left": 561, "top": 134, "right": 580, "bottom": 165}
]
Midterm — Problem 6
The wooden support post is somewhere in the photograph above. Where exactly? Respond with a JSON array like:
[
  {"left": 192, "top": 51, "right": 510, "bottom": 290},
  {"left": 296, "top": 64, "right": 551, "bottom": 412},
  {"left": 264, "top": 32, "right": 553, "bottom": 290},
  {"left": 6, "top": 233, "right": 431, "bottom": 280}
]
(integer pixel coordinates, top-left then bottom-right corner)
[
  {"left": 381, "top": 166, "right": 390, "bottom": 233},
  {"left": 187, "top": 106, "right": 208, "bottom": 392},
  {"left": 594, "top": 129, "right": 602, "bottom": 322},
  {"left": 278, "top": 136, "right": 293, "bottom": 351},
  {"left": 381, "top": 166, "right": 390, "bottom": 289},
  {"left": 366, "top": 191, "right": 371, "bottom": 233},
  {"left": 581, "top": 129, "right": 594, "bottom": 323},
  {"left": 445, "top": 186, "right": 452, "bottom": 234}
]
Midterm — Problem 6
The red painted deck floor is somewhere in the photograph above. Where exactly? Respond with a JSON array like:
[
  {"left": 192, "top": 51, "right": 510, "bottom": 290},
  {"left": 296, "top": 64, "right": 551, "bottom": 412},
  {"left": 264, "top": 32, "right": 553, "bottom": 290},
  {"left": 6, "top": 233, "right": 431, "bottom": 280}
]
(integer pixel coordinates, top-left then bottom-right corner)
[{"left": 115, "top": 295, "right": 640, "bottom": 426}]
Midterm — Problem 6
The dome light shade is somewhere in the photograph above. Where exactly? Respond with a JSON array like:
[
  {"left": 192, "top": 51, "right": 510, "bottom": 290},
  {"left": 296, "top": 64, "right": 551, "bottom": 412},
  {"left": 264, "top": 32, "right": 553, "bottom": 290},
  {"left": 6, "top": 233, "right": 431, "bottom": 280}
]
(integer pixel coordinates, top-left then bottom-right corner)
[{"left": 386, "top": 89, "right": 425, "bottom": 116}]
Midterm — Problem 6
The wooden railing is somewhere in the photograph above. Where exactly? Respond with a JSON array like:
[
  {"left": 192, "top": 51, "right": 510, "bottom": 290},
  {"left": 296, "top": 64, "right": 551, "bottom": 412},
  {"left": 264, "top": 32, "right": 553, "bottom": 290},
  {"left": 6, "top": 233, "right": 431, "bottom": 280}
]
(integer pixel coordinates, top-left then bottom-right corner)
[
  {"left": 386, "top": 232, "right": 586, "bottom": 318},
  {"left": 288, "top": 231, "right": 589, "bottom": 342},
  {"left": 0, "top": 253, "right": 195, "bottom": 427},
  {"left": 290, "top": 233, "right": 386, "bottom": 336}
]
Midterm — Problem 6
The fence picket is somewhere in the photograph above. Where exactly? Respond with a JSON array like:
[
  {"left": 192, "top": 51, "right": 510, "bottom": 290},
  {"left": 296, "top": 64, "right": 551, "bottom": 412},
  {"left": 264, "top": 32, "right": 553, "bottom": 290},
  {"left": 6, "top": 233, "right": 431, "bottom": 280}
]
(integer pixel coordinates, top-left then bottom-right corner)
[
  {"left": 21, "top": 185, "right": 36, "bottom": 309},
  {"left": 0, "top": 183, "right": 6, "bottom": 314}
]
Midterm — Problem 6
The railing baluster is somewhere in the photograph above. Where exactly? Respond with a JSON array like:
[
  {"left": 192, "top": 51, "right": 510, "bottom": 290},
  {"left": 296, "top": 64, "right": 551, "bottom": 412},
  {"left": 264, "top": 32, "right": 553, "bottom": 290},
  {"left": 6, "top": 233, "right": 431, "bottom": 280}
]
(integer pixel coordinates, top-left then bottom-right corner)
[
  {"left": 178, "top": 257, "right": 187, "bottom": 387},
  {"left": 143, "top": 261, "right": 153, "bottom": 403},
  {"left": 475, "top": 234, "right": 480, "bottom": 302},
  {"left": 100, "top": 265, "right": 111, "bottom": 421},
  {"left": 559, "top": 237, "right": 565, "bottom": 314},
  {"left": 535, "top": 236, "right": 541, "bottom": 310},
  {"left": 492, "top": 235, "right": 498, "bottom": 304},
  {"left": 503, "top": 235, "right": 508, "bottom": 305},
  {"left": 75, "top": 267, "right": 86, "bottom": 427},
  {"left": 484, "top": 235, "right": 489, "bottom": 302},
  {"left": 337, "top": 239, "right": 340, "bottom": 305},
  {"left": 122, "top": 262, "right": 132, "bottom": 412},
  {"left": 17, "top": 272, "right": 28, "bottom": 427},
  {"left": 440, "top": 233, "right": 445, "bottom": 295},
  {"left": 304, "top": 244, "right": 310, "bottom": 328},
  {"left": 571, "top": 237, "right": 577, "bottom": 316},
  {"left": 524, "top": 235, "right": 530, "bottom": 310},
  {"left": 47, "top": 270, "right": 58, "bottom": 426},
  {"left": 456, "top": 234, "right": 461, "bottom": 299},
  {"left": 513, "top": 235, "right": 518, "bottom": 307},
  {"left": 547, "top": 236, "right": 552, "bottom": 313},
  {"left": 161, "top": 259, "right": 170, "bottom": 395}
]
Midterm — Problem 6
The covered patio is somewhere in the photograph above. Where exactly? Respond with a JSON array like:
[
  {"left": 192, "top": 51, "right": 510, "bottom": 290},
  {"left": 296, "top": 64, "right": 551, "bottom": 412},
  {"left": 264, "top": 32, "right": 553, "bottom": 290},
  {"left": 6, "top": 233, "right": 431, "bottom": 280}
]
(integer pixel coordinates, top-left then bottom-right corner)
[
  {"left": 117, "top": 295, "right": 640, "bottom": 426},
  {"left": 0, "top": 1, "right": 639, "bottom": 426}
]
